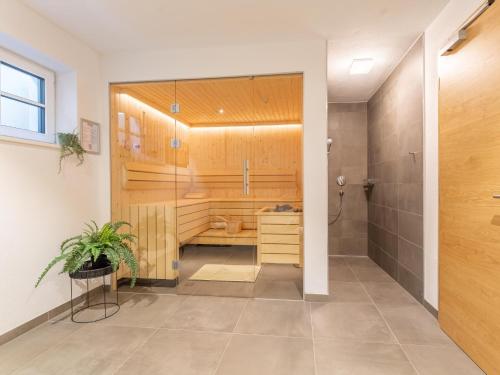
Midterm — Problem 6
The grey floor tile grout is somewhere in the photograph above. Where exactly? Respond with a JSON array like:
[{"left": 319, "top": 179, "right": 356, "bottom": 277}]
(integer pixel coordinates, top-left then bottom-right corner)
[
  {"left": 5, "top": 322, "right": 86, "bottom": 375},
  {"left": 212, "top": 298, "right": 249, "bottom": 375},
  {"left": 344, "top": 258, "right": 422, "bottom": 375},
  {"left": 232, "top": 298, "right": 250, "bottom": 333},
  {"left": 110, "top": 325, "right": 160, "bottom": 375},
  {"left": 309, "top": 302, "right": 318, "bottom": 375}
]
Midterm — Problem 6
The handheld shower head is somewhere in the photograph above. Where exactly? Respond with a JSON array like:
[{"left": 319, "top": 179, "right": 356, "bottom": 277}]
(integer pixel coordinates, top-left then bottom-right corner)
[
  {"left": 327, "top": 138, "right": 333, "bottom": 154},
  {"left": 336, "top": 175, "right": 346, "bottom": 187}
]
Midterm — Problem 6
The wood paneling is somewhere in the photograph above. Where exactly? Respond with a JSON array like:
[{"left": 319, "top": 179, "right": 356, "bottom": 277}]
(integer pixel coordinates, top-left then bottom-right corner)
[
  {"left": 439, "top": 3, "right": 500, "bottom": 374},
  {"left": 189, "top": 126, "right": 302, "bottom": 198},
  {"left": 114, "top": 74, "right": 303, "bottom": 126},
  {"left": 256, "top": 208, "right": 303, "bottom": 266},
  {"left": 110, "top": 74, "right": 304, "bottom": 283}
]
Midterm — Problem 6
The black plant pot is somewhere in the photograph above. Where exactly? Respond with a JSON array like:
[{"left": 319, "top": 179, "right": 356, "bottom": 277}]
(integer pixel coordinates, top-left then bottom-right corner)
[{"left": 69, "top": 254, "right": 113, "bottom": 279}]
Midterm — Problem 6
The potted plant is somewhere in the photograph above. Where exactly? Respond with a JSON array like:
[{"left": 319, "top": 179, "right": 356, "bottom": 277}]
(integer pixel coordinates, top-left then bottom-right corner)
[
  {"left": 35, "top": 221, "right": 138, "bottom": 287},
  {"left": 57, "top": 132, "right": 86, "bottom": 173}
]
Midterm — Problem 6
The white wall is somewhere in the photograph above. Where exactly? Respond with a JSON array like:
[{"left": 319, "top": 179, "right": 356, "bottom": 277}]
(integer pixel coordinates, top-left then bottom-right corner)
[
  {"left": 101, "top": 41, "right": 329, "bottom": 296},
  {"left": 0, "top": 0, "right": 104, "bottom": 335},
  {"left": 423, "top": 0, "right": 484, "bottom": 309}
]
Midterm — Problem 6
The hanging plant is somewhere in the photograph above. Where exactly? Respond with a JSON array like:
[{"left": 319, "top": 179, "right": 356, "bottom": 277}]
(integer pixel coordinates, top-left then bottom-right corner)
[{"left": 57, "top": 132, "right": 86, "bottom": 173}]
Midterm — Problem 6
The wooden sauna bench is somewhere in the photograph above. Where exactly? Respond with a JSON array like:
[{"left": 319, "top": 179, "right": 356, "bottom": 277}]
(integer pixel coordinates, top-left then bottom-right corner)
[
  {"left": 181, "top": 198, "right": 302, "bottom": 246},
  {"left": 124, "top": 198, "right": 302, "bottom": 282}
]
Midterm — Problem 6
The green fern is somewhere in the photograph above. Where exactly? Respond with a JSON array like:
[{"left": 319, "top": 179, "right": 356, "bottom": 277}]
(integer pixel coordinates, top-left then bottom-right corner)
[{"left": 35, "top": 221, "right": 138, "bottom": 288}]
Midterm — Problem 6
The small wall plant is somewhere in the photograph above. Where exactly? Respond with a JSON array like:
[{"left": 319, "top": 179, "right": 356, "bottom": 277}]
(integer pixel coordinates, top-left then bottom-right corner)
[{"left": 57, "top": 132, "right": 86, "bottom": 173}]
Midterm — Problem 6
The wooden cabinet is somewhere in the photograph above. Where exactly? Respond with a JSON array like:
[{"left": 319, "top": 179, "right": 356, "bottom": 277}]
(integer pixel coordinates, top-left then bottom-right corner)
[{"left": 256, "top": 207, "right": 303, "bottom": 266}]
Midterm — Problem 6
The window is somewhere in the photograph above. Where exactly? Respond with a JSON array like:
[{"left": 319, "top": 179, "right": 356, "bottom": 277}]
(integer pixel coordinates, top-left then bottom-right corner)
[{"left": 0, "top": 48, "right": 55, "bottom": 143}]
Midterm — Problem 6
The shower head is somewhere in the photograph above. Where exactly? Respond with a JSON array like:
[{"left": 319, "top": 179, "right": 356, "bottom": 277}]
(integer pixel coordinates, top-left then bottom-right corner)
[{"left": 336, "top": 175, "right": 346, "bottom": 187}]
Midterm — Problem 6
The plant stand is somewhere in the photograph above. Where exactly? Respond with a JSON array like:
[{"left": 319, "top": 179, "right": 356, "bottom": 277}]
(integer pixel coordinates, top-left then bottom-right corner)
[{"left": 69, "top": 265, "right": 119, "bottom": 323}]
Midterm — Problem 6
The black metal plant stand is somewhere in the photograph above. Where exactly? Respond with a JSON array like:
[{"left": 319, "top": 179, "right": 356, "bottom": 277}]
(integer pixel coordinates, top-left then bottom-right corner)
[{"left": 69, "top": 265, "right": 120, "bottom": 323}]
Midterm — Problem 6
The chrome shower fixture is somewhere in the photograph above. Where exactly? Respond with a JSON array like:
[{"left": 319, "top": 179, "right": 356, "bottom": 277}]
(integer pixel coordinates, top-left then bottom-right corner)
[
  {"left": 327, "top": 137, "right": 333, "bottom": 154},
  {"left": 336, "top": 175, "right": 346, "bottom": 187}
]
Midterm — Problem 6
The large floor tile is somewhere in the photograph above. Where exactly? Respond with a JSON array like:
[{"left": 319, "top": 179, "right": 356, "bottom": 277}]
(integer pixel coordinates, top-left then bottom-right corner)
[
  {"left": 49, "top": 291, "right": 135, "bottom": 323},
  {"left": 253, "top": 279, "right": 303, "bottom": 300},
  {"left": 0, "top": 322, "right": 81, "bottom": 374},
  {"left": 193, "top": 280, "right": 254, "bottom": 298},
  {"left": 215, "top": 334, "right": 315, "bottom": 375},
  {"left": 328, "top": 281, "right": 371, "bottom": 303},
  {"left": 163, "top": 296, "right": 247, "bottom": 332},
  {"left": 314, "top": 339, "right": 417, "bottom": 375},
  {"left": 98, "top": 294, "right": 185, "bottom": 328},
  {"left": 350, "top": 264, "right": 394, "bottom": 282},
  {"left": 311, "top": 302, "right": 396, "bottom": 343},
  {"left": 363, "top": 281, "right": 418, "bottom": 305},
  {"left": 343, "top": 256, "right": 378, "bottom": 268},
  {"left": 403, "top": 344, "right": 485, "bottom": 375},
  {"left": 116, "top": 330, "right": 231, "bottom": 375},
  {"left": 12, "top": 325, "right": 154, "bottom": 375},
  {"left": 234, "top": 300, "right": 311, "bottom": 337},
  {"left": 329, "top": 257, "right": 358, "bottom": 282},
  {"left": 378, "top": 304, "right": 451, "bottom": 345}
]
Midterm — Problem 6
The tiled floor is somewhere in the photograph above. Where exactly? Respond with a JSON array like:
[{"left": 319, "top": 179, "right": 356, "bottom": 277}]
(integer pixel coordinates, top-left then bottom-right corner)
[
  {"left": 121, "top": 245, "right": 304, "bottom": 300},
  {"left": 0, "top": 256, "right": 484, "bottom": 375}
]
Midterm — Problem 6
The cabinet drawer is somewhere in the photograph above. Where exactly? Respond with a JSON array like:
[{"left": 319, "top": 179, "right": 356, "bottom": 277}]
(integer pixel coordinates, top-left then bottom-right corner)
[
  {"left": 260, "top": 234, "right": 300, "bottom": 245},
  {"left": 260, "top": 224, "right": 299, "bottom": 234},
  {"left": 261, "top": 253, "right": 300, "bottom": 264},
  {"left": 260, "top": 244, "right": 300, "bottom": 254},
  {"left": 260, "top": 215, "right": 300, "bottom": 225}
]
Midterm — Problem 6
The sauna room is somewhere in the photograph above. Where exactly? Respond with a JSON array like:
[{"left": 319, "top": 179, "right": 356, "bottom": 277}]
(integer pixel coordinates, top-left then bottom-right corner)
[{"left": 110, "top": 74, "right": 304, "bottom": 298}]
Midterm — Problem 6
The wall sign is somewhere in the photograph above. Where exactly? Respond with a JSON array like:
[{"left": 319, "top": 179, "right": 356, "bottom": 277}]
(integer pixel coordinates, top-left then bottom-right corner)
[{"left": 80, "top": 119, "right": 100, "bottom": 154}]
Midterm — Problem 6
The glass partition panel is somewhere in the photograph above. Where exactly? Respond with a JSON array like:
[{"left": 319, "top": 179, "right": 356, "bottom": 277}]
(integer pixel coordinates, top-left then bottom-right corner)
[
  {"left": 110, "top": 81, "right": 179, "bottom": 291},
  {"left": 174, "top": 76, "right": 258, "bottom": 297}
]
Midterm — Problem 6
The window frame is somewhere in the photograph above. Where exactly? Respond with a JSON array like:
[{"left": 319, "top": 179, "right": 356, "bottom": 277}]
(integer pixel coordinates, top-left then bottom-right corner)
[{"left": 0, "top": 48, "right": 55, "bottom": 143}]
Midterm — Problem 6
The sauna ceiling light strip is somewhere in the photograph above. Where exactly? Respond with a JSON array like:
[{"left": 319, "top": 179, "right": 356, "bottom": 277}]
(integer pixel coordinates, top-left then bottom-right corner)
[
  {"left": 120, "top": 93, "right": 190, "bottom": 129},
  {"left": 189, "top": 124, "right": 303, "bottom": 131}
]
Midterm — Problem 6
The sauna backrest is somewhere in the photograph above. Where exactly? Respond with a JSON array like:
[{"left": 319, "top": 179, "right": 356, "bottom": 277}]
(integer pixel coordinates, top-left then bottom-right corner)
[{"left": 122, "top": 162, "right": 297, "bottom": 191}]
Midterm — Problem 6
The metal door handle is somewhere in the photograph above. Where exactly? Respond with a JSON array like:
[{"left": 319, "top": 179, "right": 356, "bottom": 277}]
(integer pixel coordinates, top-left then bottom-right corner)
[
  {"left": 494, "top": 195, "right": 500, "bottom": 199},
  {"left": 243, "top": 160, "right": 250, "bottom": 195}
]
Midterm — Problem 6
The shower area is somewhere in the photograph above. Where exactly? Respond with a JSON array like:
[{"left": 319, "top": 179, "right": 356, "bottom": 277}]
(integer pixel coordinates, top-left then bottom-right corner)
[{"left": 328, "top": 36, "right": 424, "bottom": 304}]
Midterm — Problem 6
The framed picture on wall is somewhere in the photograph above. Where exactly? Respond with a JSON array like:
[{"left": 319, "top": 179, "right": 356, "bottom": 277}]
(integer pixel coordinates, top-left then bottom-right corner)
[{"left": 80, "top": 118, "right": 100, "bottom": 154}]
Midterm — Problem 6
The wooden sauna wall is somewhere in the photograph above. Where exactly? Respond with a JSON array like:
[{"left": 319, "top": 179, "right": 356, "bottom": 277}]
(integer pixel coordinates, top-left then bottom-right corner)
[
  {"left": 110, "top": 87, "right": 190, "bottom": 279},
  {"left": 188, "top": 125, "right": 303, "bottom": 199}
]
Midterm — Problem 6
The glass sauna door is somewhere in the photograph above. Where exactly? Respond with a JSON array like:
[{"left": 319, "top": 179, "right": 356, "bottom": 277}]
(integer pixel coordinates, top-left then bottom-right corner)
[
  {"left": 174, "top": 77, "right": 258, "bottom": 297},
  {"left": 110, "top": 81, "right": 180, "bottom": 291}
]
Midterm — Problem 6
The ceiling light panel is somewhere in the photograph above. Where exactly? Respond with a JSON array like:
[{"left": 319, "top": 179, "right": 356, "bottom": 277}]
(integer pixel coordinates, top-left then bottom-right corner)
[{"left": 349, "top": 58, "right": 374, "bottom": 75}]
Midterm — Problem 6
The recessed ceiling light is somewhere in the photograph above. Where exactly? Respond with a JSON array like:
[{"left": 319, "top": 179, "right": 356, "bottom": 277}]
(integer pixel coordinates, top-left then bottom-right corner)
[
  {"left": 349, "top": 58, "right": 374, "bottom": 75},
  {"left": 218, "top": 108, "right": 224, "bottom": 114}
]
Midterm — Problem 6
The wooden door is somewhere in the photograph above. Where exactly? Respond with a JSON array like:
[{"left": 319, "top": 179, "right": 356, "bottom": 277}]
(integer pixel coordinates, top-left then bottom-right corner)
[{"left": 439, "top": 3, "right": 500, "bottom": 374}]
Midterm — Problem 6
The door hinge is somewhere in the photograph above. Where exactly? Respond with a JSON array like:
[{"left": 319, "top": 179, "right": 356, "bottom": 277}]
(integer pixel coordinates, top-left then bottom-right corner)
[
  {"left": 170, "top": 103, "right": 180, "bottom": 113},
  {"left": 172, "top": 260, "right": 180, "bottom": 270},
  {"left": 170, "top": 138, "right": 182, "bottom": 149}
]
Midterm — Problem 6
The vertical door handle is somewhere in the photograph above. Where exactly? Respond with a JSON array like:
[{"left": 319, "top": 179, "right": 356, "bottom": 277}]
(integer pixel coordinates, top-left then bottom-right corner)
[{"left": 243, "top": 160, "right": 250, "bottom": 195}]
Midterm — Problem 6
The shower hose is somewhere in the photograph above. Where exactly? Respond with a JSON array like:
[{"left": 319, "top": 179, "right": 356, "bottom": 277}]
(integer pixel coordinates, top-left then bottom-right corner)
[{"left": 328, "top": 190, "right": 344, "bottom": 225}]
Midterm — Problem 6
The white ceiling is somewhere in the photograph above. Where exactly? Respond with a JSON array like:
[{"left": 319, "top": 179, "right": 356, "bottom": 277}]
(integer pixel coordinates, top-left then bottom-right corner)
[{"left": 23, "top": 0, "right": 448, "bottom": 102}]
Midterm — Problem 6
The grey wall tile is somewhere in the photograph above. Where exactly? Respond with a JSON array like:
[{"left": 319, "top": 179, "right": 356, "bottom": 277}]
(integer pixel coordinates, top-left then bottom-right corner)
[
  {"left": 398, "top": 183, "right": 423, "bottom": 215},
  {"left": 398, "top": 211, "right": 423, "bottom": 247},
  {"left": 398, "top": 238, "right": 423, "bottom": 279},
  {"left": 328, "top": 102, "right": 368, "bottom": 256},
  {"left": 367, "top": 36, "right": 424, "bottom": 305}
]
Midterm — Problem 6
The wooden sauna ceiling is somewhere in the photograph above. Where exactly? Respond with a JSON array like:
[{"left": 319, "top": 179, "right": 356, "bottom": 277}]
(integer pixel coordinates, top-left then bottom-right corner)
[{"left": 115, "top": 74, "right": 303, "bottom": 127}]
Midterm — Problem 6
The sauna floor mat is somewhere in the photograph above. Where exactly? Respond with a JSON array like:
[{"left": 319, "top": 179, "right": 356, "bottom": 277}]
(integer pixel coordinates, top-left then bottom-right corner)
[{"left": 189, "top": 264, "right": 261, "bottom": 282}]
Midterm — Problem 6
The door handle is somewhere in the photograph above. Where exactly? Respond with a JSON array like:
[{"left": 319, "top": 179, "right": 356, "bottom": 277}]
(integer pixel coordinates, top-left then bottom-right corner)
[
  {"left": 494, "top": 195, "right": 500, "bottom": 199},
  {"left": 242, "top": 160, "right": 250, "bottom": 195}
]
